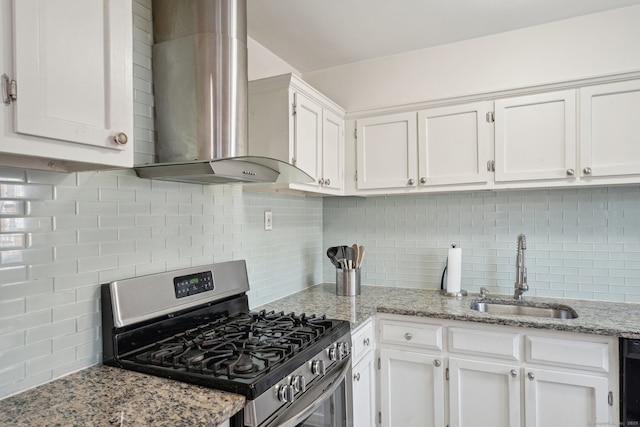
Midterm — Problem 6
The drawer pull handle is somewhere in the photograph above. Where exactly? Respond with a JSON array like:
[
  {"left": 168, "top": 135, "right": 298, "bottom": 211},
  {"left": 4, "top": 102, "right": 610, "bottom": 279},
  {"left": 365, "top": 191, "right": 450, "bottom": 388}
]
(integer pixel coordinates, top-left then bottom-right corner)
[
  {"left": 434, "top": 359, "right": 441, "bottom": 367},
  {"left": 527, "top": 372, "right": 535, "bottom": 381},
  {"left": 510, "top": 369, "right": 517, "bottom": 378},
  {"left": 354, "top": 373, "right": 360, "bottom": 381},
  {"left": 363, "top": 338, "right": 370, "bottom": 346},
  {"left": 404, "top": 332, "right": 412, "bottom": 341}
]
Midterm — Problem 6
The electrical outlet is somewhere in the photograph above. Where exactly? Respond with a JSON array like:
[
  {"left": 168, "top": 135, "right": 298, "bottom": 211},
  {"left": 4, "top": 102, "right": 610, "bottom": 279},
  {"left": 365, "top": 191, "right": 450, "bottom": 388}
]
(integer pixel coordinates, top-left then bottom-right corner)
[{"left": 264, "top": 211, "right": 273, "bottom": 231}]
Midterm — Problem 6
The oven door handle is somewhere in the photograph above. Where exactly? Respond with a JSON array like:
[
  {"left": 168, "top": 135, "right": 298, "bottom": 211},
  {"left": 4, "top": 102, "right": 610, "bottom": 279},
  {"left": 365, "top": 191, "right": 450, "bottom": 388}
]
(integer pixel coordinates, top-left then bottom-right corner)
[{"left": 263, "top": 356, "right": 351, "bottom": 427}]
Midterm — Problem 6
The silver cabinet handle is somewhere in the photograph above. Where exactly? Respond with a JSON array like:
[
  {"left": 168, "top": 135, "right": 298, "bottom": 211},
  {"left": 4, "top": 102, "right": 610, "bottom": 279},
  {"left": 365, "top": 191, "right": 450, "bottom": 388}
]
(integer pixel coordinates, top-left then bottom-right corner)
[
  {"left": 527, "top": 372, "right": 535, "bottom": 381},
  {"left": 113, "top": 132, "right": 129, "bottom": 145},
  {"left": 434, "top": 359, "right": 441, "bottom": 367},
  {"left": 318, "top": 178, "right": 325, "bottom": 185},
  {"left": 325, "top": 178, "right": 330, "bottom": 186},
  {"left": 420, "top": 177, "right": 427, "bottom": 184},
  {"left": 566, "top": 168, "right": 575, "bottom": 176},
  {"left": 510, "top": 369, "right": 517, "bottom": 378},
  {"left": 353, "top": 372, "right": 360, "bottom": 381},
  {"left": 407, "top": 179, "right": 415, "bottom": 186},
  {"left": 583, "top": 167, "right": 592, "bottom": 175},
  {"left": 404, "top": 332, "right": 412, "bottom": 341},
  {"left": 363, "top": 338, "right": 370, "bottom": 346}
]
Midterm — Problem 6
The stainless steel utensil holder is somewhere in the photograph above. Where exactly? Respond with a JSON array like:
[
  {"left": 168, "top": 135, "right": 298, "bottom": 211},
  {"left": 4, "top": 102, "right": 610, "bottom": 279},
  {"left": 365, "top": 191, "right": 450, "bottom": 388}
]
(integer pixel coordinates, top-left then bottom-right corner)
[{"left": 336, "top": 268, "right": 361, "bottom": 296}]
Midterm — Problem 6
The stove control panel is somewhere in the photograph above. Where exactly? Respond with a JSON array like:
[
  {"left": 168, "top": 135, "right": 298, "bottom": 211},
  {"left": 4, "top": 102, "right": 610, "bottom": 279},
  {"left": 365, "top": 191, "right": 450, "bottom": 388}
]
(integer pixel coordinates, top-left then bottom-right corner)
[{"left": 173, "top": 271, "right": 215, "bottom": 299}]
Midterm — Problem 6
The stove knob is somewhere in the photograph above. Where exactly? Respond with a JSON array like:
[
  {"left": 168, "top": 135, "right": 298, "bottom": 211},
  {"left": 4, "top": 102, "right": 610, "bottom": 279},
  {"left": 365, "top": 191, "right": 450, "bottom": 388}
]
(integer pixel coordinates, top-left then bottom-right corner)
[
  {"left": 338, "top": 342, "right": 349, "bottom": 358},
  {"left": 277, "top": 384, "right": 296, "bottom": 403},
  {"left": 290, "top": 375, "right": 306, "bottom": 393},
  {"left": 328, "top": 347, "right": 339, "bottom": 361},
  {"left": 311, "top": 360, "right": 326, "bottom": 376}
]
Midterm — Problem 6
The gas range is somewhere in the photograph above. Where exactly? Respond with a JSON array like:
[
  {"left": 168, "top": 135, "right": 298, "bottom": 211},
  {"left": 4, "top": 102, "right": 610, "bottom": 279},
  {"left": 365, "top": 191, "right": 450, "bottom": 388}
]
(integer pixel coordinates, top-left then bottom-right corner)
[{"left": 101, "top": 260, "right": 352, "bottom": 427}]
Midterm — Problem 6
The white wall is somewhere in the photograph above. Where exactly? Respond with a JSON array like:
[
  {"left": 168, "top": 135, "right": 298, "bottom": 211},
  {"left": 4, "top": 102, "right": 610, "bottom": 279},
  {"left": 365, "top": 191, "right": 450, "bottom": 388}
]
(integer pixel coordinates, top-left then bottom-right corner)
[
  {"left": 304, "top": 5, "right": 640, "bottom": 112},
  {"left": 248, "top": 36, "right": 301, "bottom": 81}
]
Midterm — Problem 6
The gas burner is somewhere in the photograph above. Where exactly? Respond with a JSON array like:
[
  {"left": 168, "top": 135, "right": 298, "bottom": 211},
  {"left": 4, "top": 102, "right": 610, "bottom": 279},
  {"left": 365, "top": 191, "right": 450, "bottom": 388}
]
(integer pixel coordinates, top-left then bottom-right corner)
[{"left": 232, "top": 354, "right": 255, "bottom": 374}]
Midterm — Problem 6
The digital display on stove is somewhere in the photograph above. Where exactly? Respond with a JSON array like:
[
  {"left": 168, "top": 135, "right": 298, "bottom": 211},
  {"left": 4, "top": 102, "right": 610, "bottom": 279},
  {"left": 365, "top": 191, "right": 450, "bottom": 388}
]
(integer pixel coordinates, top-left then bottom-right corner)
[{"left": 173, "top": 271, "right": 214, "bottom": 299}]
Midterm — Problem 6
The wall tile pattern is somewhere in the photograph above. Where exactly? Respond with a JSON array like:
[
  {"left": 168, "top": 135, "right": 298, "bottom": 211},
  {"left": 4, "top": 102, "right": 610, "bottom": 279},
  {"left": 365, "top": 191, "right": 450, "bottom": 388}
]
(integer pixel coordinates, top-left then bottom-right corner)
[
  {"left": 323, "top": 188, "right": 640, "bottom": 302},
  {"left": 0, "top": 168, "right": 322, "bottom": 399},
  {"left": 0, "top": 0, "right": 322, "bottom": 399}
]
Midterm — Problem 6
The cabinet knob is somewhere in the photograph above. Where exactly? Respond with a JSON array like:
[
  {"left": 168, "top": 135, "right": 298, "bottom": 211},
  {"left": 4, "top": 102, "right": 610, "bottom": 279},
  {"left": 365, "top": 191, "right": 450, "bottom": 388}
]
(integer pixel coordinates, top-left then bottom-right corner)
[
  {"left": 433, "top": 359, "right": 441, "bottom": 367},
  {"left": 325, "top": 178, "right": 331, "bottom": 186},
  {"left": 527, "top": 372, "right": 535, "bottom": 381},
  {"left": 407, "top": 179, "right": 415, "bottom": 186},
  {"left": 363, "top": 337, "right": 370, "bottom": 346},
  {"left": 354, "top": 372, "right": 361, "bottom": 381},
  {"left": 420, "top": 177, "right": 427, "bottom": 184},
  {"left": 510, "top": 369, "right": 517, "bottom": 378},
  {"left": 318, "top": 178, "right": 325, "bottom": 185},
  {"left": 404, "top": 332, "right": 412, "bottom": 341},
  {"left": 566, "top": 168, "right": 575, "bottom": 176},
  {"left": 583, "top": 167, "right": 592, "bottom": 175},
  {"left": 113, "top": 132, "right": 129, "bottom": 145}
]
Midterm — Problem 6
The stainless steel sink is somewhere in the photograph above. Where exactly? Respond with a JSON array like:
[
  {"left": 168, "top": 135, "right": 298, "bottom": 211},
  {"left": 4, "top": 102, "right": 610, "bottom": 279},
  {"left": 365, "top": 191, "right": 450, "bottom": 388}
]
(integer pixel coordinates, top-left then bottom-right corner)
[{"left": 470, "top": 301, "right": 578, "bottom": 319}]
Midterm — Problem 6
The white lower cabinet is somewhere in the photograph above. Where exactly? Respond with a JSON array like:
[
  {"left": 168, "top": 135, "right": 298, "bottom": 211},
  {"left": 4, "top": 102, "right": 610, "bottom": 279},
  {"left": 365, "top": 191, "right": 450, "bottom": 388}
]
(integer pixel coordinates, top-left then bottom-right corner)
[
  {"left": 448, "top": 358, "right": 521, "bottom": 427},
  {"left": 353, "top": 351, "right": 376, "bottom": 427},
  {"left": 524, "top": 368, "right": 609, "bottom": 427},
  {"left": 376, "top": 314, "right": 618, "bottom": 427},
  {"left": 378, "top": 348, "right": 445, "bottom": 427},
  {"left": 351, "top": 319, "right": 376, "bottom": 427}
]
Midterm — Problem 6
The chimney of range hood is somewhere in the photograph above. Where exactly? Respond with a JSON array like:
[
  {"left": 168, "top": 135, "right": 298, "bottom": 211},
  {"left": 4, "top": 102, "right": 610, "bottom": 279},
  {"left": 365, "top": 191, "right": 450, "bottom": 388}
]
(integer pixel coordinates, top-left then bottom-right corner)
[{"left": 134, "top": 0, "right": 313, "bottom": 185}]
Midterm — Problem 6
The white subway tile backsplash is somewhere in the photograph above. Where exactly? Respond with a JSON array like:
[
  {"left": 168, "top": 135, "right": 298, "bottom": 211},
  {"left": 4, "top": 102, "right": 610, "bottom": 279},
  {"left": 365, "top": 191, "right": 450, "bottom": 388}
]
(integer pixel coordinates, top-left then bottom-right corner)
[{"left": 26, "top": 319, "right": 75, "bottom": 344}]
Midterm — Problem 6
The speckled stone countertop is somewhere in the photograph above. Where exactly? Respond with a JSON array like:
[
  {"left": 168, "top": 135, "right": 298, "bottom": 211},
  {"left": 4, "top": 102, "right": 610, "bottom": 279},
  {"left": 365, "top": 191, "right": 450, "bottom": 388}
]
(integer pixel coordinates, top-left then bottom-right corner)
[
  {"left": 0, "top": 364, "right": 245, "bottom": 427},
  {"left": 257, "top": 283, "right": 640, "bottom": 339}
]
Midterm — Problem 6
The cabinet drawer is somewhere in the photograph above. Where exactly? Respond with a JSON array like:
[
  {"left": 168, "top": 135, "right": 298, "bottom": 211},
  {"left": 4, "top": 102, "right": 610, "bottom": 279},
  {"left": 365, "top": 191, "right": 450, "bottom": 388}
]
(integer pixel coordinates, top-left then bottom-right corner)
[
  {"left": 448, "top": 327, "right": 520, "bottom": 361},
  {"left": 379, "top": 319, "right": 443, "bottom": 350},
  {"left": 351, "top": 319, "right": 374, "bottom": 365},
  {"left": 525, "top": 335, "right": 610, "bottom": 373}
]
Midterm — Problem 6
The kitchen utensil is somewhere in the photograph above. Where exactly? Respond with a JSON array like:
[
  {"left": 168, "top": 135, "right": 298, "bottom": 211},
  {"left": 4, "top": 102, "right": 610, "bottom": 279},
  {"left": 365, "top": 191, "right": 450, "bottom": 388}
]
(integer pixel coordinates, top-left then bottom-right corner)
[
  {"left": 357, "top": 245, "right": 365, "bottom": 268},
  {"left": 326, "top": 247, "right": 340, "bottom": 268},
  {"left": 351, "top": 244, "right": 359, "bottom": 268}
]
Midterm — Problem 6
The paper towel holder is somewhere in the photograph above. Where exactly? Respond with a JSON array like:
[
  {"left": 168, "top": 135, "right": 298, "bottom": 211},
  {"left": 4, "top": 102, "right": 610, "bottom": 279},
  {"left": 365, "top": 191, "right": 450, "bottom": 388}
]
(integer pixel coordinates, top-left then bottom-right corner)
[{"left": 440, "top": 244, "right": 467, "bottom": 298}]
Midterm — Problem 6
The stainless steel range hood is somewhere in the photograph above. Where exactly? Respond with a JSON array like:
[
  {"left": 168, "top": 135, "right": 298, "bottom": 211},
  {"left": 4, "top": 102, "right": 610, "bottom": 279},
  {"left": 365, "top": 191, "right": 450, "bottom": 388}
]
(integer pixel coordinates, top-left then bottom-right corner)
[{"left": 134, "top": 0, "right": 313, "bottom": 185}]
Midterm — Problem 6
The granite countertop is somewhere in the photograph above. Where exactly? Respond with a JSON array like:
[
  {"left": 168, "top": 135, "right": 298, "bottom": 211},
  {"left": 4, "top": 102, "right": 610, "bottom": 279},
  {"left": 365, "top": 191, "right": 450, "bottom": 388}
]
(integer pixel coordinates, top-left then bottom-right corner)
[
  {"left": 0, "top": 364, "right": 245, "bottom": 427},
  {"left": 257, "top": 283, "right": 640, "bottom": 339},
  {"left": 4, "top": 284, "right": 640, "bottom": 426}
]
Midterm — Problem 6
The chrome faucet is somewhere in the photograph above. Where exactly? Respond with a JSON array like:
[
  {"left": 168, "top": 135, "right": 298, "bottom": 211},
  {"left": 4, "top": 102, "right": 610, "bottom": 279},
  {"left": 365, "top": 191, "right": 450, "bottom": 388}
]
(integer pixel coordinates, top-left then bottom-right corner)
[{"left": 514, "top": 233, "right": 528, "bottom": 300}]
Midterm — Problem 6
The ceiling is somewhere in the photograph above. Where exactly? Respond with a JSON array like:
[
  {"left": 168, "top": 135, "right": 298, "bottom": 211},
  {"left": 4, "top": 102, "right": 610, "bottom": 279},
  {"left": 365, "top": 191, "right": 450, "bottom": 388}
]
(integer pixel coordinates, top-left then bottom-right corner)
[{"left": 247, "top": 0, "right": 640, "bottom": 73}]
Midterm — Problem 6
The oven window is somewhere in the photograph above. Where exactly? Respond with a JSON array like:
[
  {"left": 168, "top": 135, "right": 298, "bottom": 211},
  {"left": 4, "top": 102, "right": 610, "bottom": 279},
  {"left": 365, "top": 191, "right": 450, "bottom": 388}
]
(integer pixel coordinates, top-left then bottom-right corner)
[{"left": 294, "top": 381, "right": 348, "bottom": 427}]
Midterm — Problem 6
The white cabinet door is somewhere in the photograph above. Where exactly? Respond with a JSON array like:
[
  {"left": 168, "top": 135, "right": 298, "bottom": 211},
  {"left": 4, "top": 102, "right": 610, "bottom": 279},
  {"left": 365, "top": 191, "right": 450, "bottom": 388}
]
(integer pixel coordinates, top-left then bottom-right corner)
[
  {"left": 449, "top": 358, "right": 521, "bottom": 427},
  {"left": 379, "top": 348, "right": 445, "bottom": 427},
  {"left": 294, "top": 92, "right": 323, "bottom": 183},
  {"left": 524, "top": 368, "right": 610, "bottom": 427},
  {"left": 352, "top": 352, "right": 375, "bottom": 427},
  {"left": 580, "top": 80, "right": 640, "bottom": 178},
  {"left": 494, "top": 90, "right": 577, "bottom": 183},
  {"left": 417, "top": 102, "right": 493, "bottom": 186},
  {"left": 320, "top": 108, "right": 343, "bottom": 191},
  {"left": 12, "top": 0, "right": 132, "bottom": 152},
  {"left": 356, "top": 112, "right": 417, "bottom": 190}
]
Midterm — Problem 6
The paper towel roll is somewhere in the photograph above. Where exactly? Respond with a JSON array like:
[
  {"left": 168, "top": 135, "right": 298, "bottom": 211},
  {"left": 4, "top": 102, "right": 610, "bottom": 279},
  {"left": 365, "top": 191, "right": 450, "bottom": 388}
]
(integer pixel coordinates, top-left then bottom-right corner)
[{"left": 446, "top": 247, "right": 462, "bottom": 293}]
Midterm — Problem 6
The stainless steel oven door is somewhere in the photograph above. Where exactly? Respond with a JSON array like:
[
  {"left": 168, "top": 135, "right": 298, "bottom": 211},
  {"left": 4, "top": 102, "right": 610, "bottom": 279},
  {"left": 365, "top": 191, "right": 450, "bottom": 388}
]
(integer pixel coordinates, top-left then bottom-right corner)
[{"left": 261, "top": 356, "right": 353, "bottom": 427}]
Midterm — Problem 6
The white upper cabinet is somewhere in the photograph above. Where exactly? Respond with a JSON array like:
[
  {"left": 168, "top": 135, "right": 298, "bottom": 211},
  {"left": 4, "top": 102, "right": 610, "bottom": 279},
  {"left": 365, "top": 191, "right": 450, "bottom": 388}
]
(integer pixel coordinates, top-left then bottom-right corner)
[
  {"left": 248, "top": 73, "right": 345, "bottom": 194},
  {"left": 494, "top": 90, "right": 577, "bottom": 183},
  {"left": 356, "top": 112, "right": 417, "bottom": 190},
  {"left": 293, "top": 92, "right": 323, "bottom": 183},
  {"left": 579, "top": 79, "right": 640, "bottom": 179},
  {"left": 417, "top": 102, "right": 492, "bottom": 187},
  {"left": 0, "top": 0, "right": 133, "bottom": 171}
]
